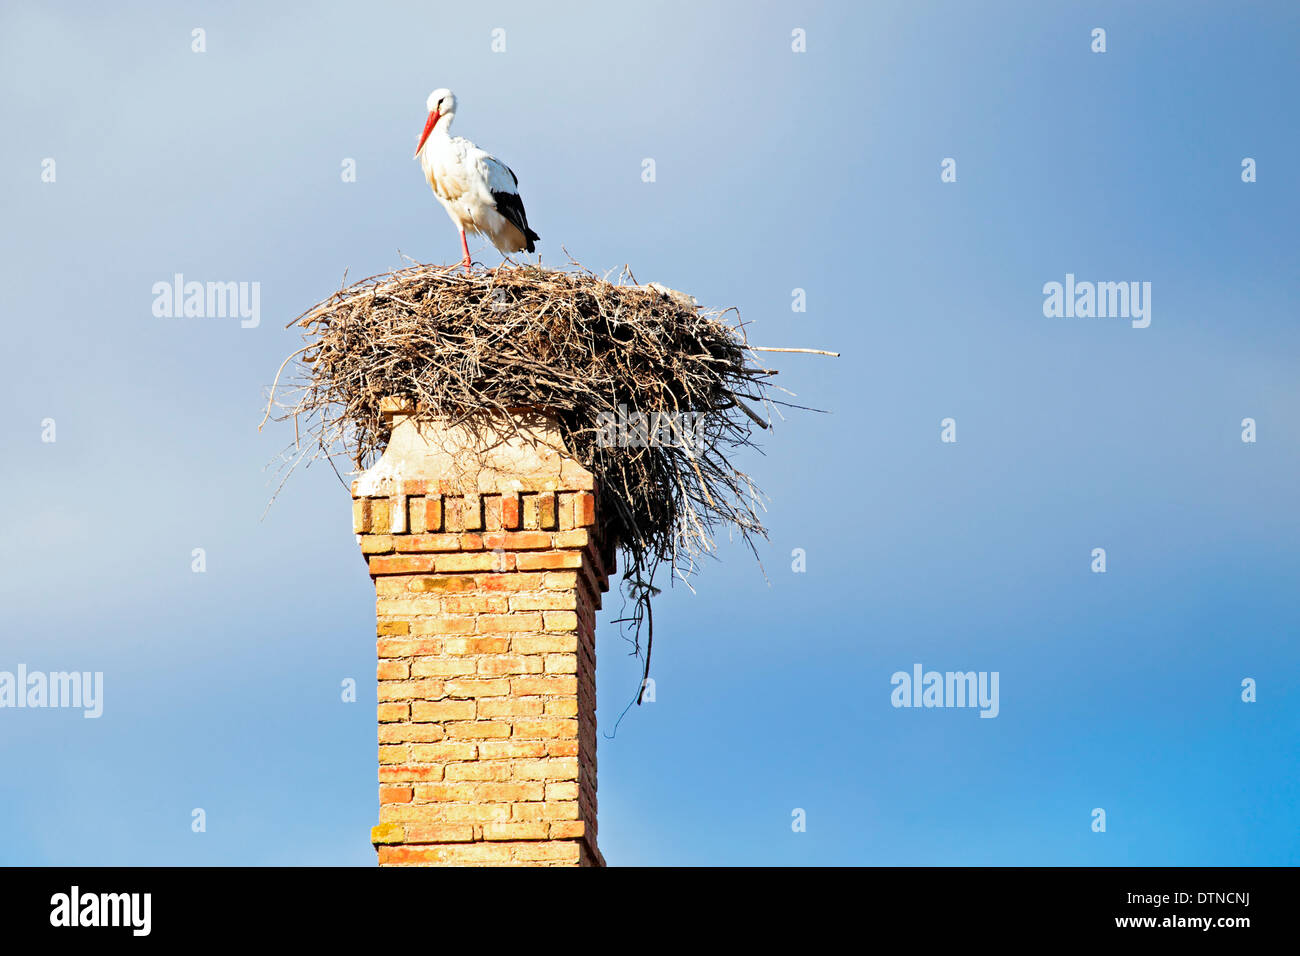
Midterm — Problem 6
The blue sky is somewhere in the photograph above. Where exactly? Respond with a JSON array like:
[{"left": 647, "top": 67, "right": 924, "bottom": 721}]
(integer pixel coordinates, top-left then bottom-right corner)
[{"left": 1, "top": 0, "right": 1296, "bottom": 865}]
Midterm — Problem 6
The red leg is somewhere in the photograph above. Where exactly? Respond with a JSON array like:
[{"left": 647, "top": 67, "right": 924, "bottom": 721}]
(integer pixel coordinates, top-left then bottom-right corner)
[{"left": 460, "top": 230, "right": 472, "bottom": 271}]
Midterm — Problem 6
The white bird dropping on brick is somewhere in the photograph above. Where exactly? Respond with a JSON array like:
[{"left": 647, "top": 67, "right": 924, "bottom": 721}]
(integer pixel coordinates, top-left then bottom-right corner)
[{"left": 414, "top": 88, "right": 540, "bottom": 270}]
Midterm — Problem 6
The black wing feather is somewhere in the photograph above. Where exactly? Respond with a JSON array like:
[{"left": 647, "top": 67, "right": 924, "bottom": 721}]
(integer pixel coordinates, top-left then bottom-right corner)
[{"left": 491, "top": 189, "right": 540, "bottom": 252}]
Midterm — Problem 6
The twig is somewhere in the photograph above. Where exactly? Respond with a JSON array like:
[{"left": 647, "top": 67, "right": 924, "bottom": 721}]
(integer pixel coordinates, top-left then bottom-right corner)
[{"left": 750, "top": 347, "right": 840, "bottom": 356}]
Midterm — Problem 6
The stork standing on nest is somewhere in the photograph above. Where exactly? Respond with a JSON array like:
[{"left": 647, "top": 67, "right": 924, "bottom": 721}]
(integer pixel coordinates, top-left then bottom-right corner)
[{"left": 414, "top": 88, "right": 540, "bottom": 271}]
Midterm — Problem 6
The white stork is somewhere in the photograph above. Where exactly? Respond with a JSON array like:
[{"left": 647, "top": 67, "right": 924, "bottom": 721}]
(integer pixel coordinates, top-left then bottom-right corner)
[{"left": 413, "top": 88, "right": 539, "bottom": 270}]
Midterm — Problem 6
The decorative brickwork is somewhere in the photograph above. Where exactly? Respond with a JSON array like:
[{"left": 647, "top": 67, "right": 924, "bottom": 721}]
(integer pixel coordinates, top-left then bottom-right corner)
[{"left": 352, "top": 404, "right": 611, "bottom": 866}]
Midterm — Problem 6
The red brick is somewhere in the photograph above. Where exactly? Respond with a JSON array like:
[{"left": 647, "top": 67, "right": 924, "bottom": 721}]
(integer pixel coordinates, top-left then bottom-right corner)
[
  {"left": 408, "top": 742, "right": 477, "bottom": 762},
  {"left": 380, "top": 765, "right": 445, "bottom": 783},
  {"left": 557, "top": 492, "right": 577, "bottom": 531},
  {"left": 377, "top": 660, "right": 409, "bottom": 681},
  {"left": 370, "top": 554, "right": 437, "bottom": 575},
  {"left": 497, "top": 493, "right": 521, "bottom": 530},
  {"left": 511, "top": 757, "right": 579, "bottom": 780},
  {"left": 476, "top": 612, "right": 543, "bottom": 633},
  {"left": 512, "top": 634, "right": 577, "bottom": 653},
  {"left": 511, "top": 718, "right": 578, "bottom": 740},
  {"left": 434, "top": 553, "right": 497, "bottom": 573},
  {"left": 411, "top": 658, "right": 477, "bottom": 677},
  {"left": 542, "top": 801, "right": 580, "bottom": 821},
  {"left": 446, "top": 678, "right": 510, "bottom": 698},
  {"left": 483, "top": 822, "right": 548, "bottom": 842},
  {"left": 374, "top": 578, "right": 409, "bottom": 597},
  {"left": 378, "top": 724, "right": 445, "bottom": 744},
  {"left": 378, "top": 638, "right": 442, "bottom": 657},
  {"left": 381, "top": 803, "right": 511, "bottom": 826},
  {"left": 509, "top": 594, "right": 577, "bottom": 613},
  {"left": 514, "top": 842, "right": 581, "bottom": 863},
  {"left": 543, "top": 611, "right": 579, "bottom": 631},
  {"left": 476, "top": 696, "right": 545, "bottom": 717},
  {"left": 413, "top": 783, "right": 478, "bottom": 802},
  {"left": 516, "top": 551, "right": 583, "bottom": 571},
  {"left": 461, "top": 497, "right": 484, "bottom": 531},
  {"left": 412, "top": 699, "right": 476, "bottom": 722},
  {"left": 538, "top": 494, "right": 558, "bottom": 530},
  {"left": 422, "top": 496, "right": 444, "bottom": 533},
  {"left": 395, "top": 534, "right": 462, "bottom": 552},
  {"left": 377, "top": 703, "right": 409, "bottom": 723},
  {"left": 476, "top": 655, "right": 539, "bottom": 677},
  {"left": 441, "top": 595, "right": 508, "bottom": 615},
  {"left": 379, "top": 841, "right": 511, "bottom": 863},
  {"left": 552, "top": 530, "right": 590, "bottom": 548},
  {"left": 477, "top": 740, "right": 547, "bottom": 759},
  {"left": 401, "top": 825, "right": 474, "bottom": 844},
  {"left": 409, "top": 576, "right": 476, "bottom": 594},
  {"left": 444, "top": 761, "right": 512, "bottom": 782},
  {"left": 543, "top": 698, "right": 578, "bottom": 717},
  {"left": 511, "top": 676, "right": 577, "bottom": 696},
  {"left": 503, "top": 531, "right": 552, "bottom": 550},
  {"left": 544, "top": 653, "right": 577, "bottom": 674},
  {"left": 361, "top": 534, "right": 395, "bottom": 554},
  {"left": 479, "top": 572, "right": 545, "bottom": 592},
  {"left": 442, "top": 636, "right": 510, "bottom": 655},
  {"left": 409, "top": 617, "right": 476, "bottom": 635}
]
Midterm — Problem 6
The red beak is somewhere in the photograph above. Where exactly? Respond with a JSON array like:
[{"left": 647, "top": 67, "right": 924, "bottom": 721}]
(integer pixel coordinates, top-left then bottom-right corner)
[{"left": 414, "top": 110, "right": 440, "bottom": 158}]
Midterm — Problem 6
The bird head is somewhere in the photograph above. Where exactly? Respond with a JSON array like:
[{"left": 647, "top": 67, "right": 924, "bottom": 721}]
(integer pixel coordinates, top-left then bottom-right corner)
[{"left": 415, "top": 88, "right": 456, "bottom": 158}]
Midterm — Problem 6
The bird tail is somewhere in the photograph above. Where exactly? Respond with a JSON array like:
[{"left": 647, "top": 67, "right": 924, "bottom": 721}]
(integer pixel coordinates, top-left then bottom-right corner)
[{"left": 524, "top": 228, "right": 540, "bottom": 253}]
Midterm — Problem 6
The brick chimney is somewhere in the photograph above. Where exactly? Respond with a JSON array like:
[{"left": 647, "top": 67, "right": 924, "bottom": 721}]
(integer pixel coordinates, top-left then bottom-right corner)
[{"left": 353, "top": 399, "right": 612, "bottom": 866}]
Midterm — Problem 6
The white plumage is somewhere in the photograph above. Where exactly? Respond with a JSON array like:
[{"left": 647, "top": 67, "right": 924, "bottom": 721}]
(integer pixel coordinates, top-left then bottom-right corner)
[{"left": 414, "top": 88, "right": 539, "bottom": 270}]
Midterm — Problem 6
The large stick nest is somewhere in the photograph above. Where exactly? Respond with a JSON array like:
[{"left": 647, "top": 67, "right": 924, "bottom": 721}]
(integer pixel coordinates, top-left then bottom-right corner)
[{"left": 268, "top": 261, "right": 793, "bottom": 699}]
